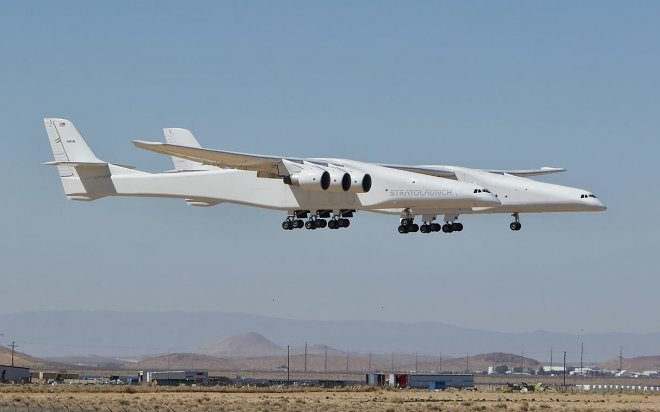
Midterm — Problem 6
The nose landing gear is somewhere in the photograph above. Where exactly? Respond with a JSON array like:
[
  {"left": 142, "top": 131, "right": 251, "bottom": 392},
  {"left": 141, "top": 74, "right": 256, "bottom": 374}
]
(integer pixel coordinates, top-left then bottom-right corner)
[{"left": 510, "top": 213, "right": 522, "bottom": 231}]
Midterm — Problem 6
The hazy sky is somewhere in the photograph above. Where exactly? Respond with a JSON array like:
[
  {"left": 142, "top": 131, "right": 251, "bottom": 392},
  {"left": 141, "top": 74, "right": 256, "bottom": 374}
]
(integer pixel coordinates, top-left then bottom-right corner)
[{"left": 1, "top": 1, "right": 658, "bottom": 335}]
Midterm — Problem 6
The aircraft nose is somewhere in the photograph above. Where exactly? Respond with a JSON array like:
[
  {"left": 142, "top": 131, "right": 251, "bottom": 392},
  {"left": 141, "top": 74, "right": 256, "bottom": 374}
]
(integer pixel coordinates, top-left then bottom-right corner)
[
  {"left": 476, "top": 193, "right": 501, "bottom": 207},
  {"left": 594, "top": 199, "right": 607, "bottom": 211}
]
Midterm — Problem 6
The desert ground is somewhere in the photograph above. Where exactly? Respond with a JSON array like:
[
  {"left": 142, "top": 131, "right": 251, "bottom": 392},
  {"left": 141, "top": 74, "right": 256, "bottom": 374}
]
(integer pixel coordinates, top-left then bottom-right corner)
[{"left": 1, "top": 385, "right": 660, "bottom": 411}]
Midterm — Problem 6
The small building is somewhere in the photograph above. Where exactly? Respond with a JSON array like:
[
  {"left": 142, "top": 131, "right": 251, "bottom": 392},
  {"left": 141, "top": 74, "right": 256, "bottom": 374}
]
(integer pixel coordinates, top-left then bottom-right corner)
[
  {"left": 30, "top": 372, "right": 79, "bottom": 382},
  {"left": 139, "top": 370, "right": 208, "bottom": 386},
  {"left": 0, "top": 365, "right": 30, "bottom": 383},
  {"left": 367, "top": 373, "right": 473, "bottom": 389}
]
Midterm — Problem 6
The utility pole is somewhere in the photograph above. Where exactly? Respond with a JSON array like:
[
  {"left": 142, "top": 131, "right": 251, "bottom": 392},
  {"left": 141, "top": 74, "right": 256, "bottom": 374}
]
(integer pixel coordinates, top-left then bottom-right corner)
[
  {"left": 580, "top": 341, "right": 584, "bottom": 373},
  {"left": 10, "top": 341, "right": 17, "bottom": 367},
  {"left": 466, "top": 352, "right": 469, "bottom": 373},
  {"left": 391, "top": 352, "right": 394, "bottom": 372},
  {"left": 368, "top": 352, "right": 372, "bottom": 373},
  {"left": 439, "top": 353, "right": 442, "bottom": 373},
  {"left": 167, "top": 347, "right": 171, "bottom": 370},
  {"left": 550, "top": 347, "right": 553, "bottom": 372},
  {"left": 304, "top": 342, "right": 307, "bottom": 373},
  {"left": 346, "top": 350, "right": 349, "bottom": 373},
  {"left": 521, "top": 351, "right": 524, "bottom": 373},
  {"left": 563, "top": 351, "right": 567, "bottom": 388},
  {"left": 492, "top": 352, "right": 495, "bottom": 374},
  {"left": 415, "top": 353, "right": 418, "bottom": 373},
  {"left": 324, "top": 345, "right": 327, "bottom": 373},
  {"left": 619, "top": 346, "right": 623, "bottom": 372},
  {"left": 287, "top": 345, "right": 290, "bottom": 381}
]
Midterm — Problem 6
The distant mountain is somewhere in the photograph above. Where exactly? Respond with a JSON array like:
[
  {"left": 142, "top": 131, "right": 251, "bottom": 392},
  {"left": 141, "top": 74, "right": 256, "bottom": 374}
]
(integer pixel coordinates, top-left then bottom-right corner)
[
  {"left": 197, "top": 332, "right": 285, "bottom": 357},
  {"left": 0, "top": 345, "right": 56, "bottom": 369},
  {"left": 1, "top": 311, "right": 660, "bottom": 363},
  {"left": 600, "top": 356, "right": 660, "bottom": 372}
]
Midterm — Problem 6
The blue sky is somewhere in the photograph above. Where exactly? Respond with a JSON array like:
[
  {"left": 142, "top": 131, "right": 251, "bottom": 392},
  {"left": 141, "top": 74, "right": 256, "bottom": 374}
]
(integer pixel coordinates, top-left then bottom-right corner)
[{"left": 1, "top": 1, "right": 658, "bottom": 334}]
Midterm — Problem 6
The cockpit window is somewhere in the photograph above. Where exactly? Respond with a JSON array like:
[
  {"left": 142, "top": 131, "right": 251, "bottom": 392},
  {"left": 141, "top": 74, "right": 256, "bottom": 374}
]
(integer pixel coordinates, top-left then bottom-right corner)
[
  {"left": 474, "top": 188, "right": 490, "bottom": 194},
  {"left": 589, "top": 194, "right": 597, "bottom": 198},
  {"left": 581, "top": 194, "right": 597, "bottom": 199}
]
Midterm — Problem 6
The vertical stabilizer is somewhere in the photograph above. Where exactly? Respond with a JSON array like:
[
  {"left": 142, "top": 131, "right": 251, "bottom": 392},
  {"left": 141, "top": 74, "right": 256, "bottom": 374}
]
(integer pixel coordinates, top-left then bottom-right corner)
[
  {"left": 163, "top": 128, "right": 215, "bottom": 171},
  {"left": 43, "top": 118, "right": 141, "bottom": 201}
]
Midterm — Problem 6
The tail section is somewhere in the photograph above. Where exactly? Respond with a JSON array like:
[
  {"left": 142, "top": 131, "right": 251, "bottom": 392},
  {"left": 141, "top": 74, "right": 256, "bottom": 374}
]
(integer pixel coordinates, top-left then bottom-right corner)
[
  {"left": 163, "top": 128, "right": 215, "bottom": 172},
  {"left": 43, "top": 118, "right": 141, "bottom": 201}
]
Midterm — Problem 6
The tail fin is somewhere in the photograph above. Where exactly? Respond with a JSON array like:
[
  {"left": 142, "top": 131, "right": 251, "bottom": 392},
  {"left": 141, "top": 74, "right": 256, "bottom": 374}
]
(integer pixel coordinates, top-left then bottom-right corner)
[
  {"left": 44, "top": 118, "right": 104, "bottom": 178},
  {"left": 43, "top": 118, "right": 138, "bottom": 201},
  {"left": 163, "top": 128, "right": 215, "bottom": 171}
]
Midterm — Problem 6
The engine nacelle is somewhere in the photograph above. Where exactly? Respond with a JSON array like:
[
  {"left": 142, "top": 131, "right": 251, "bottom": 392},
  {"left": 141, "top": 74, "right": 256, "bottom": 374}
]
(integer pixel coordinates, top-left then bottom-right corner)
[
  {"left": 326, "top": 171, "right": 351, "bottom": 192},
  {"left": 347, "top": 172, "right": 372, "bottom": 193},
  {"left": 285, "top": 169, "right": 331, "bottom": 191}
]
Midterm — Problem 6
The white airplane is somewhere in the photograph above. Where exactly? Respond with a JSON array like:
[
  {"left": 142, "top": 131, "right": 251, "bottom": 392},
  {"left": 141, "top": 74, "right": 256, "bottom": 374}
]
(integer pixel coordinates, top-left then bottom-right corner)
[{"left": 43, "top": 118, "right": 605, "bottom": 233}]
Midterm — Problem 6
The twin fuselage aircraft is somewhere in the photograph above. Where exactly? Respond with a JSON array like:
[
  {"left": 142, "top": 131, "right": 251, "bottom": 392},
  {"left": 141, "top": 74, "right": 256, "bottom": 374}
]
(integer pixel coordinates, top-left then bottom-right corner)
[{"left": 44, "top": 118, "right": 606, "bottom": 233}]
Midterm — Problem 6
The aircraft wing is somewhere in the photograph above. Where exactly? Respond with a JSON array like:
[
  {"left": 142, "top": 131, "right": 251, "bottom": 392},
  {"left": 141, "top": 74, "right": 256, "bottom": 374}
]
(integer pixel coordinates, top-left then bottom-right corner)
[
  {"left": 132, "top": 140, "right": 301, "bottom": 175},
  {"left": 482, "top": 167, "right": 566, "bottom": 177},
  {"left": 379, "top": 164, "right": 456, "bottom": 178},
  {"left": 382, "top": 164, "right": 566, "bottom": 178}
]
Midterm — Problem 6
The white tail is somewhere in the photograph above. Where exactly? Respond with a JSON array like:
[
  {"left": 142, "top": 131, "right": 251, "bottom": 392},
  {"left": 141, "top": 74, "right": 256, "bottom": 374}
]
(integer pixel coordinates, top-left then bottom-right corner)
[
  {"left": 43, "top": 118, "right": 142, "bottom": 201},
  {"left": 163, "top": 128, "right": 216, "bottom": 172}
]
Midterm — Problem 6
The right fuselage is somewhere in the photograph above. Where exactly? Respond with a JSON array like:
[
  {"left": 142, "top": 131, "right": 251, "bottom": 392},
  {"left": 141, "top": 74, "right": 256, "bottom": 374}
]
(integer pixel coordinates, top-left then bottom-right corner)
[{"left": 444, "top": 166, "right": 606, "bottom": 214}]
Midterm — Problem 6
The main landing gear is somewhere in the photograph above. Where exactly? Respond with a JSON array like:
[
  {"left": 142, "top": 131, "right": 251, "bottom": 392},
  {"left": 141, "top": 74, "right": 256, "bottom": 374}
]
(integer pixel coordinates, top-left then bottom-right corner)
[
  {"left": 281, "top": 210, "right": 353, "bottom": 230},
  {"left": 397, "top": 218, "right": 419, "bottom": 234},
  {"left": 442, "top": 222, "right": 464, "bottom": 233},
  {"left": 419, "top": 222, "right": 441, "bottom": 233},
  {"left": 282, "top": 216, "right": 304, "bottom": 230},
  {"left": 510, "top": 213, "right": 522, "bottom": 231},
  {"left": 398, "top": 212, "right": 464, "bottom": 235},
  {"left": 328, "top": 217, "right": 350, "bottom": 230}
]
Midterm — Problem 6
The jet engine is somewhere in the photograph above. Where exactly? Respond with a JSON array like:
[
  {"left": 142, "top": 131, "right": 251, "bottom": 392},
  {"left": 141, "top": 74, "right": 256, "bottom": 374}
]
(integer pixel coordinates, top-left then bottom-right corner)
[
  {"left": 326, "top": 171, "right": 352, "bottom": 192},
  {"left": 285, "top": 169, "right": 331, "bottom": 191},
  {"left": 347, "top": 172, "right": 372, "bottom": 193}
]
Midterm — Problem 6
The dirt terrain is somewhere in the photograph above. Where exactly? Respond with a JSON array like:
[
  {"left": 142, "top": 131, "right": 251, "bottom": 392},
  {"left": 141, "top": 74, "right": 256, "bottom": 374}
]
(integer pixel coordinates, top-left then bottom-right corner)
[{"left": 1, "top": 385, "right": 660, "bottom": 411}]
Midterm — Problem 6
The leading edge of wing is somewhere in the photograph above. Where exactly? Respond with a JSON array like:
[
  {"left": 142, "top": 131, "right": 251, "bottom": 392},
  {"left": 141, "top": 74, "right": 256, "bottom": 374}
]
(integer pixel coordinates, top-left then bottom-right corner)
[
  {"left": 380, "top": 164, "right": 457, "bottom": 178},
  {"left": 132, "top": 140, "right": 301, "bottom": 173},
  {"left": 483, "top": 167, "right": 567, "bottom": 177}
]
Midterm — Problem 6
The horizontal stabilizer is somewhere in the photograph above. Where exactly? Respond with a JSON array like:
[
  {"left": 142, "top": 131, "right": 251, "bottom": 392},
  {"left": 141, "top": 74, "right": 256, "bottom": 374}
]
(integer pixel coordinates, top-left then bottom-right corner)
[{"left": 43, "top": 161, "right": 135, "bottom": 169}]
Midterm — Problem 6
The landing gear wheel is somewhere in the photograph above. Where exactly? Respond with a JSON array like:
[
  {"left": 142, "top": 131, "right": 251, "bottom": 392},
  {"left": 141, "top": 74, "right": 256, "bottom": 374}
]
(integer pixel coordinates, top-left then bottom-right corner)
[
  {"left": 282, "top": 221, "right": 291, "bottom": 230},
  {"left": 340, "top": 218, "right": 350, "bottom": 228},
  {"left": 510, "top": 222, "right": 522, "bottom": 231},
  {"left": 398, "top": 225, "right": 407, "bottom": 234},
  {"left": 420, "top": 224, "right": 429, "bottom": 233},
  {"left": 305, "top": 221, "right": 314, "bottom": 230},
  {"left": 411, "top": 224, "right": 419, "bottom": 233},
  {"left": 328, "top": 220, "right": 337, "bottom": 229},
  {"left": 452, "top": 222, "right": 463, "bottom": 232},
  {"left": 442, "top": 224, "right": 453, "bottom": 233},
  {"left": 431, "top": 223, "right": 441, "bottom": 232},
  {"left": 296, "top": 220, "right": 304, "bottom": 228},
  {"left": 316, "top": 219, "right": 327, "bottom": 229}
]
